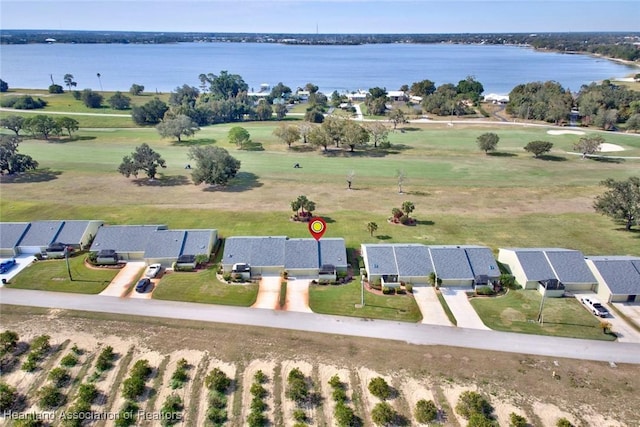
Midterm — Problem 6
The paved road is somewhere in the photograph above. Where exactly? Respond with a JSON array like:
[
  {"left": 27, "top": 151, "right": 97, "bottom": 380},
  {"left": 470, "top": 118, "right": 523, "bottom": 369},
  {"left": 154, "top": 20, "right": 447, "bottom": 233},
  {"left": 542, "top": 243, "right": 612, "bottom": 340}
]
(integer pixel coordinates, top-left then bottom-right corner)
[{"left": 1, "top": 288, "right": 639, "bottom": 364}]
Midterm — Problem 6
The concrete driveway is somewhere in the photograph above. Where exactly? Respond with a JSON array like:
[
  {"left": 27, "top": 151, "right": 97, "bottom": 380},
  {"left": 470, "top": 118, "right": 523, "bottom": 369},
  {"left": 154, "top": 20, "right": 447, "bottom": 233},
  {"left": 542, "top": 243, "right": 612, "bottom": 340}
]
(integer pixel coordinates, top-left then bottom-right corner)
[
  {"left": 99, "top": 262, "right": 145, "bottom": 297},
  {"left": 411, "top": 285, "right": 452, "bottom": 326},
  {"left": 284, "top": 277, "right": 312, "bottom": 313},
  {"left": 252, "top": 275, "right": 281, "bottom": 309},
  {"left": 573, "top": 293, "right": 640, "bottom": 343},
  {"left": 0, "top": 255, "right": 36, "bottom": 285},
  {"left": 440, "top": 287, "right": 490, "bottom": 330}
]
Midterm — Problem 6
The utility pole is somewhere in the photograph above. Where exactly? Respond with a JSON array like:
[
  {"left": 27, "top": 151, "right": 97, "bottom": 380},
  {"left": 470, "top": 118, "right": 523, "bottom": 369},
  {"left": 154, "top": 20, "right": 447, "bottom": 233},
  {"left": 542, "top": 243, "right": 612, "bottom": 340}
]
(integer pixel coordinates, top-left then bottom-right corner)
[
  {"left": 64, "top": 246, "right": 73, "bottom": 281},
  {"left": 537, "top": 283, "right": 547, "bottom": 324}
]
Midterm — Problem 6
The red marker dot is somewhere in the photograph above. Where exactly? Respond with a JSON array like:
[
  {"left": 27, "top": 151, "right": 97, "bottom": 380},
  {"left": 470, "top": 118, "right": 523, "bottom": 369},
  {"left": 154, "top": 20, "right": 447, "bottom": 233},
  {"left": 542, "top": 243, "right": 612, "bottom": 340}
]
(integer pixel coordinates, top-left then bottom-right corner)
[{"left": 308, "top": 217, "right": 327, "bottom": 241}]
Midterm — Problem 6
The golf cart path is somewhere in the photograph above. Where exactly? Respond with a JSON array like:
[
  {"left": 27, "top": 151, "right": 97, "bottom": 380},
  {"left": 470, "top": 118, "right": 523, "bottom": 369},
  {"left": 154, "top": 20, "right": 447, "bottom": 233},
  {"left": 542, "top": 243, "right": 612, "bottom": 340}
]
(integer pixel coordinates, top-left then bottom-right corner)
[{"left": 1, "top": 288, "right": 639, "bottom": 364}]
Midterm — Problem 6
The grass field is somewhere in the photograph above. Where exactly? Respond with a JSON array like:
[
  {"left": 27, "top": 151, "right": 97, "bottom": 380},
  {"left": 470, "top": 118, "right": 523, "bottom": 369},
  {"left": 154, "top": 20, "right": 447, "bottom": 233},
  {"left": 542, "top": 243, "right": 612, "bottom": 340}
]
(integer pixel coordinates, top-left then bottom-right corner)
[
  {"left": 470, "top": 290, "right": 617, "bottom": 341},
  {"left": 309, "top": 279, "right": 423, "bottom": 322},
  {"left": 5, "top": 255, "right": 117, "bottom": 293}
]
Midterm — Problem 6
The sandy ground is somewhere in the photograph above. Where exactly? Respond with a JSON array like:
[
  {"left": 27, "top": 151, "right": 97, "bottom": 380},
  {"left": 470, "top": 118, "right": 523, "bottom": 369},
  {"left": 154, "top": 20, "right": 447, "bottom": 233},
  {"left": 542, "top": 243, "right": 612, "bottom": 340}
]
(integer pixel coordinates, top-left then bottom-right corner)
[
  {"left": 99, "top": 262, "right": 145, "bottom": 297},
  {"left": 547, "top": 130, "right": 586, "bottom": 136},
  {"left": 283, "top": 278, "right": 312, "bottom": 313},
  {"left": 599, "top": 142, "right": 626, "bottom": 152},
  {"left": 1, "top": 309, "right": 638, "bottom": 426}
]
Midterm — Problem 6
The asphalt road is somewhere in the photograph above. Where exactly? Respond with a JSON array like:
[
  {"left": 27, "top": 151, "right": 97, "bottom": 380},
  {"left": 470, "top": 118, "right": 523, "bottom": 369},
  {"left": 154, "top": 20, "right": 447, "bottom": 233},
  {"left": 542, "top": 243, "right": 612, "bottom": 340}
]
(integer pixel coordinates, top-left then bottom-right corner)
[{"left": 1, "top": 288, "right": 639, "bottom": 364}]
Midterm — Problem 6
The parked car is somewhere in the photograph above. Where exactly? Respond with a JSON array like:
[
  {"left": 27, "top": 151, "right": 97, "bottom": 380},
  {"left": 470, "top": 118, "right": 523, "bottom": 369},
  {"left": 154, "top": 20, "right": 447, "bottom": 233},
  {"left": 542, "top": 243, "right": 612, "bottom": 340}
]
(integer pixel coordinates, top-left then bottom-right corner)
[
  {"left": 144, "top": 263, "right": 162, "bottom": 278},
  {"left": 0, "top": 258, "right": 17, "bottom": 274},
  {"left": 581, "top": 296, "right": 609, "bottom": 317},
  {"left": 135, "top": 278, "right": 152, "bottom": 293}
]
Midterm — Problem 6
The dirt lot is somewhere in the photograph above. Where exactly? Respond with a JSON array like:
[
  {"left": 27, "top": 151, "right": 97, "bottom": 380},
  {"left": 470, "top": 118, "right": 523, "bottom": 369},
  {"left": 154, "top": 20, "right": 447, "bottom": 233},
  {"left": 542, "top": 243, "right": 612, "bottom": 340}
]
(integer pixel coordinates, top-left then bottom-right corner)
[{"left": 1, "top": 305, "right": 638, "bottom": 426}]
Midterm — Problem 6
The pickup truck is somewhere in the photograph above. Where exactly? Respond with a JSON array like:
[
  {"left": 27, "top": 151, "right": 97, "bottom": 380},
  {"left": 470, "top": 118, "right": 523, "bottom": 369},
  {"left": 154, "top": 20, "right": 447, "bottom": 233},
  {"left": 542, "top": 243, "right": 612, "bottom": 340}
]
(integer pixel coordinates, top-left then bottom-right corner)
[
  {"left": 581, "top": 296, "right": 609, "bottom": 317},
  {"left": 0, "top": 258, "right": 17, "bottom": 274}
]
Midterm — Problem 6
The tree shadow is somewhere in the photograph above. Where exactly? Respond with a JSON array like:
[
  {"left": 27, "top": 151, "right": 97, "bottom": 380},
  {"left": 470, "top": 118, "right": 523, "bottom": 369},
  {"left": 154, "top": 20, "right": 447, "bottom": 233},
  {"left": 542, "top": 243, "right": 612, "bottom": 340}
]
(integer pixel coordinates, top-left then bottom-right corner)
[
  {"left": 376, "top": 235, "right": 392, "bottom": 240},
  {"left": 592, "top": 156, "right": 625, "bottom": 164},
  {"left": 0, "top": 168, "right": 62, "bottom": 183},
  {"left": 290, "top": 144, "right": 316, "bottom": 153},
  {"left": 208, "top": 172, "right": 262, "bottom": 192},
  {"left": 54, "top": 135, "right": 97, "bottom": 143},
  {"left": 407, "top": 190, "right": 430, "bottom": 196},
  {"left": 171, "top": 138, "right": 216, "bottom": 147},
  {"left": 415, "top": 220, "right": 435, "bottom": 226},
  {"left": 488, "top": 152, "right": 517, "bottom": 157},
  {"left": 399, "top": 127, "right": 421, "bottom": 132},
  {"left": 537, "top": 154, "right": 568, "bottom": 162},
  {"left": 132, "top": 175, "right": 191, "bottom": 187},
  {"left": 319, "top": 216, "right": 336, "bottom": 224},
  {"left": 241, "top": 141, "right": 264, "bottom": 151}
]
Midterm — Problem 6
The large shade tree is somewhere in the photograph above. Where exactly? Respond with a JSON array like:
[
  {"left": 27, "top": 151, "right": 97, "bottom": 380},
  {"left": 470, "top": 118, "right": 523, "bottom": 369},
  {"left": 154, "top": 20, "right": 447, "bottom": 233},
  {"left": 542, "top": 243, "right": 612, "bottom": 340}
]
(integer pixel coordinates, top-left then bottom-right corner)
[
  {"left": 273, "top": 124, "right": 301, "bottom": 148},
  {"left": 118, "top": 143, "right": 166, "bottom": 179},
  {"left": 477, "top": 132, "right": 499, "bottom": 154},
  {"left": 574, "top": 135, "right": 604, "bottom": 158},
  {"left": 188, "top": 145, "right": 241, "bottom": 187},
  {"left": 524, "top": 140, "right": 553, "bottom": 158},
  {"left": 593, "top": 176, "right": 640, "bottom": 231},
  {"left": 0, "top": 115, "right": 25, "bottom": 136},
  {"left": 156, "top": 115, "right": 200, "bottom": 142},
  {"left": 23, "top": 115, "right": 60, "bottom": 140},
  {"left": 228, "top": 126, "right": 251, "bottom": 149},
  {"left": 0, "top": 135, "right": 39, "bottom": 174}
]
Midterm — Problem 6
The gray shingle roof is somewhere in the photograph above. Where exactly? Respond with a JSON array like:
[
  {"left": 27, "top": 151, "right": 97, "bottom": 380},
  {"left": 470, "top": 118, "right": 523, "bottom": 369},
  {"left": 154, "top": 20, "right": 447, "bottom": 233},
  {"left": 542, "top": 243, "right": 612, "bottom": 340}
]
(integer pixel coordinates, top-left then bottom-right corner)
[
  {"left": 0, "top": 222, "right": 30, "bottom": 249},
  {"left": 394, "top": 245, "right": 433, "bottom": 277},
  {"left": 144, "top": 230, "right": 185, "bottom": 258},
  {"left": 465, "top": 247, "right": 500, "bottom": 278},
  {"left": 182, "top": 230, "right": 215, "bottom": 256},
  {"left": 285, "top": 239, "right": 318, "bottom": 269},
  {"left": 224, "top": 237, "right": 346, "bottom": 270},
  {"left": 319, "top": 238, "right": 348, "bottom": 268},
  {"left": 55, "top": 220, "right": 97, "bottom": 244},
  {"left": 429, "top": 247, "right": 474, "bottom": 280},
  {"left": 545, "top": 250, "right": 595, "bottom": 284},
  {"left": 362, "top": 245, "right": 397, "bottom": 275},
  {"left": 515, "top": 250, "right": 556, "bottom": 281},
  {"left": 18, "top": 221, "right": 64, "bottom": 246},
  {"left": 589, "top": 256, "right": 640, "bottom": 295},
  {"left": 90, "top": 225, "right": 163, "bottom": 252}
]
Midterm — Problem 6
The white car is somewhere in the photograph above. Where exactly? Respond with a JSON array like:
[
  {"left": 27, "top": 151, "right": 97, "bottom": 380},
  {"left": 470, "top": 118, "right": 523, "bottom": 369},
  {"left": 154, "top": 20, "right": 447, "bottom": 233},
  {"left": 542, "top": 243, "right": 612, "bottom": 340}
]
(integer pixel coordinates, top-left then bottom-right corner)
[
  {"left": 144, "top": 263, "right": 162, "bottom": 278},
  {"left": 581, "top": 296, "right": 609, "bottom": 317}
]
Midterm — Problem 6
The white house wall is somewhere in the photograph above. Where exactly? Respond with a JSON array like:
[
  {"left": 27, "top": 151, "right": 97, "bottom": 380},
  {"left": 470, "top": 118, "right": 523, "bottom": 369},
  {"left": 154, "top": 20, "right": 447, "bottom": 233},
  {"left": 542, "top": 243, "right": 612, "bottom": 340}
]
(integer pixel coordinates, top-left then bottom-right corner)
[
  {"left": 586, "top": 259, "right": 613, "bottom": 303},
  {"left": 81, "top": 221, "right": 103, "bottom": 249},
  {"left": 498, "top": 250, "right": 532, "bottom": 289}
]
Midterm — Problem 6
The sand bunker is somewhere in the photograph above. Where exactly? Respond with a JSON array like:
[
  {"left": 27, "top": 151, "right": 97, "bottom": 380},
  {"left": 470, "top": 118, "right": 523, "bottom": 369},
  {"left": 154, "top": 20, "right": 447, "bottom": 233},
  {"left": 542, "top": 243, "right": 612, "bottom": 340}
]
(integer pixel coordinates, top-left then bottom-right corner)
[
  {"left": 547, "top": 130, "right": 585, "bottom": 136},
  {"left": 599, "top": 143, "right": 625, "bottom": 152}
]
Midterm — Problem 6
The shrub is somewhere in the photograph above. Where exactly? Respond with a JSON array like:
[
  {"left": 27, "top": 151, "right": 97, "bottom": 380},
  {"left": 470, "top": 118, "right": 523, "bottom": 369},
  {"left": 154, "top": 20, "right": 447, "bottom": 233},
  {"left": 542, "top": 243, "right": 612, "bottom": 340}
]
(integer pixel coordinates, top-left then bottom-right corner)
[
  {"left": 332, "top": 387, "right": 347, "bottom": 403},
  {"left": 404, "top": 283, "right": 413, "bottom": 293},
  {"left": 81, "top": 89, "right": 103, "bottom": 108},
  {"left": 108, "top": 91, "right": 131, "bottom": 110},
  {"left": 250, "top": 383, "right": 267, "bottom": 399},
  {"left": 160, "top": 394, "right": 183, "bottom": 426},
  {"left": 1, "top": 95, "right": 47, "bottom": 110},
  {"left": 48, "top": 367, "right": 71, "bottom": 387},
  {"left": 21, "top": 356, "right": 37, "bottom": 372},
  {"left": 61, "top": 401, "right": 92, "bottom": 427},
  {"left": 60, "top": 353, "right": 78, "bottom": 367},
  {"left": 204, "top": 367, "right": 231, "bottom": 393},
  {"left": 328, "top": 374, "right": 342, "bottom": 389},
  {"left": 253, "top": 369, "right": 267, "bottom": 384},
  {"left": 415, "top": 399, "right": 438, "bottom": 423},
  {"left": 208, "top": 390, "right": 227, "bottom": 409},
  {"left": 371, "top": 401, "right": 396, "bottom": 426},
  {"left": 286, "top": 368, "right": 309, "bottom": 404},
  {"left": 468, "top": 412, "right": 498, "bottom": 427},
  {"left": 0, "top": 382, "right": 17, "bottom": 411},
  {"left": 72, "top": 91, "right": 81, "bottom": 100},
  {"left": 48, "top": 84, "right": 64, "bottom": 94},
  {"left": 0, "top": 330, "right": 19, "bottom": 355},
  {"left": 122, "top": 376, "right": 145, "bottom": 400},
  {"left": 509, "top": 412, "right": 528, "bottom": 427},
  {"left": 455, "top": 391, "right": 493, "bottom": 420},
  {"left": 250, "top": 396, "right": 267, "bottom": 412},
  {"left": 368, "top": 377, "right": 391, "bottom": 400},
  {"left": 169, "top": 358, "right": 189, "bottom": 389},
  {"left": 292, "top": 408, "right": 307, "bottom": 422},
  {"left": 206, "top": 407, "right": 227, "bottom": 424},
  {"left": 222, "top": 273, "right": 232, "bottom": 282},
  {"left": 246, "top": 411, "right": 267, "bottom": 427},
  {"left": 0, "top": 79, "right": 7, "bottom": 92},
  {"left": 499, "top": 274, "right": 518, "bottom": 289},
  {"left": 130, "top": 359, "right": 152, "bottom": 379},
  {"left": 95, "top": 346, "right": 115, "bottom": 371},
  {"left": 31, "top": 335, "right": 51, "bottom": 355},
  {"left": 556, "top": 418, "right": 574, "bottom": 427},
  {"left": 115, "top": 400, "right": 138, "bottom": 427},
  {"left": 335, "top": 402, "right": 357, "bottom": 427},
  {"left": 76, "top": 383, "right": 97, "bottom": 404},
  {"left": 38, "top": 385, "right": 66, "bottom": 409},
  {"left": 475, "top": 287, "right": 495, "bottom": 296}
]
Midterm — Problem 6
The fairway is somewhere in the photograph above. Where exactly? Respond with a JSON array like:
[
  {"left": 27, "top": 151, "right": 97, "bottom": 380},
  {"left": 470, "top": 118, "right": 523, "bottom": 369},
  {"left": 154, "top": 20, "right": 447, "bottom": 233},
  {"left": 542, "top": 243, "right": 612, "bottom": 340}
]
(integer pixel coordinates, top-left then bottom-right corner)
[{"left": 2, "top": 119, "right": 640, "bottom": 258}]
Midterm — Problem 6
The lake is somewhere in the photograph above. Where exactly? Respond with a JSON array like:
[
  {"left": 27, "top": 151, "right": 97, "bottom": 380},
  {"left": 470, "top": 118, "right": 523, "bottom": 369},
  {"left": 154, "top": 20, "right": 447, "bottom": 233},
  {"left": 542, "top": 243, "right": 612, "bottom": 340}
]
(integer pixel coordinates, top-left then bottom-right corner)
[{"left": 0, "top": 42, "right": 636, "bottom": 95}]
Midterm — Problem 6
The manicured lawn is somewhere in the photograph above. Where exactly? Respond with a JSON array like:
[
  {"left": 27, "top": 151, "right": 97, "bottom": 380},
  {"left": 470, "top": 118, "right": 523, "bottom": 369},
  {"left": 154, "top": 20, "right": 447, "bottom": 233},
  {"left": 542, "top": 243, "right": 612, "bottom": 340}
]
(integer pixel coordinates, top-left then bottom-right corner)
[
  {"left": 153, "top": 266, "right": 258, "bottom": 306},
  {"left": 470, "top": 290, "right": 616, "bottom": 341},
  {"left": 309, "top": 278, "right": 422, "bottom": 322},
  {"left": 6, "top": 255, "right": 117, "bottom": 294}
]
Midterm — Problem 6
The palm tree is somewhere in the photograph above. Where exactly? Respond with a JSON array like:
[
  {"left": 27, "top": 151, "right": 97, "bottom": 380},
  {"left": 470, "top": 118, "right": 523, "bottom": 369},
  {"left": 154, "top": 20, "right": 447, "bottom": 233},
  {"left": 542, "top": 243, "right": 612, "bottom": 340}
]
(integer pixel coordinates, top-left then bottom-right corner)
[
  {"left": 96, "top": 73, "right": 103, "bottom": 91},
  {"left": 290, "top": 195, "right": 316, "bottom": 220},
  {"left": 401, "top": 201, "right": 415, "bottom": 218},
  {"left": 367, "top": 222, "right": 378, "bottom": 237}
]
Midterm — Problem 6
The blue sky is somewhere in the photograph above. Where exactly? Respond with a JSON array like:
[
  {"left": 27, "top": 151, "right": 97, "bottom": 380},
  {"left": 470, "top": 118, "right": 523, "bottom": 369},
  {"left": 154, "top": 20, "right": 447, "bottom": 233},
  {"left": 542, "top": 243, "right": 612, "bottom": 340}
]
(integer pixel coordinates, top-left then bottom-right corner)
[{"left": 1, "top": 1, "right": 638, "bottom": 33}]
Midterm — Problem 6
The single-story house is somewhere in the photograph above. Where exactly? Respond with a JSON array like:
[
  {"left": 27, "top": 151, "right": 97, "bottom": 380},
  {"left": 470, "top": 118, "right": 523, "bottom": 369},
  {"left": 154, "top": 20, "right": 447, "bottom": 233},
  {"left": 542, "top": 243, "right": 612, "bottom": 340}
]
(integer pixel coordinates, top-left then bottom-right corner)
[
  {"left": 222, "top": 236, "right": 347, "bottom": 279},
  {"left": 361, "top": 244, "right": 500, "bottom": 287},
  {"left": 586, "top": 256, "right": 640, "bottom": 303},
  {"left": 484, "top": 93, "right": 509, "bottom": 104},
  {"left": 0, "top": 220, "right": 103, "bottom": 256},
  {"left": 90, "top": 225, "right": 217, "bottom": 266},
  {"left": 387, "top": 90, "right": 408, "bottom": 102},
  {"left": 346, "top": 91, "right": 368, "bottom": 102},
  {"left": 498, "top": 248, "right": 597, "bottom": 293}
]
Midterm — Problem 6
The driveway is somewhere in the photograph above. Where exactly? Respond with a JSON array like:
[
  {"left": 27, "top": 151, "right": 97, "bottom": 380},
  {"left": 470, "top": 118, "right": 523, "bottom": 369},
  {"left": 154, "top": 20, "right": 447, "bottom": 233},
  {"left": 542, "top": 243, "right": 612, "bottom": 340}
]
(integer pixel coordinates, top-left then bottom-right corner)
[
  {"left": 99, "top": 262, "right": 145, "bottom": 297},
  {"left": 0, "top": 255, "right": 36, "bottom": 285},
  {"left": 411, "top": 285, "right": 452, "bottom": 326},
  {"left": 573, "top": 293, "right": 640, "bottom": 343},
  {"left": 252, "top": 275, "right": 281, "bottom": 309},
  {"left": 284, "top": 277, "right": 312, "bottom": 313},
  {"left": 440, "top": 287, "right": 490, "bottom": 330}
]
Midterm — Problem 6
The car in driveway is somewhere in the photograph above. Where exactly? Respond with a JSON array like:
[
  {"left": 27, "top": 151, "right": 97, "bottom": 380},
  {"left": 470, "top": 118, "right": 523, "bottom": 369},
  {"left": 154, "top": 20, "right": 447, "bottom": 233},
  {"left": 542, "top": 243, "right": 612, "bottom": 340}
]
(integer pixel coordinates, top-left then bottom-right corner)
[
  {"left": 144, "top": 263, "right": 162, "bottom": 278},
  {"left": 135, "top": 278, "right": 153, "bottom": 293},
  {"left": 581, "top": 296, "right": 609, "bottom": 317},
  {"left": 0, "top": 259, "right": 17, "bottom": 274}
]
